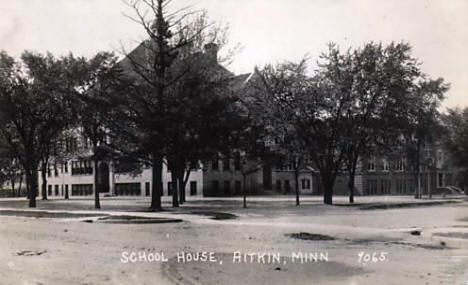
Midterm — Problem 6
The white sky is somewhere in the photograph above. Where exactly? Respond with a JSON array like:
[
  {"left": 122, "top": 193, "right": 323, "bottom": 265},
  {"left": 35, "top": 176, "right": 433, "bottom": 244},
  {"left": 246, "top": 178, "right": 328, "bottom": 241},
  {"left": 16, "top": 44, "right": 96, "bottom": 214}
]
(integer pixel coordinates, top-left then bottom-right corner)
[{"left": 0, "top": 0, "right": 467, "bottom": 109}]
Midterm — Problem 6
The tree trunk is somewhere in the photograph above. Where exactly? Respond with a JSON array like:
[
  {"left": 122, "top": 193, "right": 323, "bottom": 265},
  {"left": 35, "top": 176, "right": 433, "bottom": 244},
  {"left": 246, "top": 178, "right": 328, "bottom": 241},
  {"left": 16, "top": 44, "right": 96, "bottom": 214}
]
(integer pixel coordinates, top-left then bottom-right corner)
[
  {"left": 414, "top": 142, "right": 421, "bottom": 199},
  {"left": 25, "top": 171, "right": 30, "bottom": 199},
  {"left": 41, "top": 161, "right": 48, "bottom": 200},
  {"left": 18, "top": 174, "right": 23, "bottom": 197},
  {"left": 150, "top": 156, "right": 163, "bottom": 211},
  {"left": 10, "top": 178, "right": 15, "bottom": 197},
  {"left": 28, "top": 165, "right": 38, "bottom": 208},
  {"left": 321, "top": 174, "right": 334, "bottom": 205},
  {"left": 177, "top": 169, "right": 185, "bottom": 205},
  {"left": 171, "top": 169, "right": 179, "bottom": 207},
  {"left": 182, "top": 169, "right": 191, "bottom": 203},
  {"left": 93, "top": 159, "right": 101, "bottom": 209},
  {"left": 428, "top": 164, "right": 432, "bottom": 199},
  {"left": 242, "top": 173, "right": 247, "bottom": 208},
  {"left": 294, "top": 167, "right": 300, "bottom": 206},
  {"left": 349, "top": 154, "right": 358, "bottom": 204},
  {"left": 323, "top": 188, "right": 333, "bottom": 205},
  {"left": 348, "top": 173, "right": 355, "bottom": 204}
]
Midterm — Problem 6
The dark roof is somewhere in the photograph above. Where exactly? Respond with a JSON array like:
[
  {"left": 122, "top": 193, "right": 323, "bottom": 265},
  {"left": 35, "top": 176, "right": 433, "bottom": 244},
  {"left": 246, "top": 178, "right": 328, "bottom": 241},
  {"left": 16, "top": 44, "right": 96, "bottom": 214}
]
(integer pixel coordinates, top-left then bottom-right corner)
[{"left": 117, "top": 39, "right": 234, "bottom": 81}]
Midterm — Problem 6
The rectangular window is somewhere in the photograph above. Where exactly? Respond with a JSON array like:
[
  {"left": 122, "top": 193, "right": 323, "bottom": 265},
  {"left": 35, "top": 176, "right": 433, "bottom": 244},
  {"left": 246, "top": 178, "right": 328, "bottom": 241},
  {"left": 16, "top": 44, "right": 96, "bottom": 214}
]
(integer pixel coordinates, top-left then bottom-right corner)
[
  {"left": 212, "top": 180, "right": 219, "bottom": 193},
  {"left": 190, "top": 181, "right": 197, "bottom": 195},
  {"left": 284, "top": 180, "right": 291, "bottom": 193},
  {"left": 223, "top": 157, "right": 230, "bottom": 171},
  {"left": 396, "top": 180, "right": 402, "bottom": 194},
  {"left": 437, "top": 151, "right": 443, "bottom": 168},
  {"left": 48, "top": 185, "right": 52, "bottom": 196},
  {"left": 382, "top": 159, "right": 390, "bottom": 171},
  {"left": 54, "top": 165, "right": 58, "bottom": 177},
  {"left": 115, "top": 183, "right": 141, "bottom": 196},
  {"left": 396, "top": 159, "right": 405, "bottom": 172},
  {"left": 235, "top": 180, "right": 241, "bottom": 194},
  {"left": 381, "top": 179, "right": 391, "bottom": 194},
  {"left": 223, "top": 180, "right": 230, "bottom": 195},
  {"left": 71, "top": 184, "right": 93, "bottom": 196},
  {"left": 54, "top": 185, "right": 59, "bottom": 196},
  {"left": 71, "top": 160, "right": 93, "bottom": 175},
  {"left": 276, "top": 180, "right": 282, "bottom": 191},
  {"left": 367, "top": 157, "right": 375, "bottom": 171},
  {"left": 145, "top": 182, "right": 150, "bottom": 196},
  {"left": 366, "top": 180, "right": 378, "bottom": 195}
]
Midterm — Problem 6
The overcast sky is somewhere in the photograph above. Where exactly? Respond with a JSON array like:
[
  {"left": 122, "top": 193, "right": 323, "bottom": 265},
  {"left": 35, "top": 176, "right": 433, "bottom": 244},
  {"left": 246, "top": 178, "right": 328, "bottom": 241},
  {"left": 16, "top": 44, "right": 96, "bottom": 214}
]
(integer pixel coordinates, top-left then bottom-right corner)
[{"left": 0, "top": 0, "right": 466, "bottom": 109}]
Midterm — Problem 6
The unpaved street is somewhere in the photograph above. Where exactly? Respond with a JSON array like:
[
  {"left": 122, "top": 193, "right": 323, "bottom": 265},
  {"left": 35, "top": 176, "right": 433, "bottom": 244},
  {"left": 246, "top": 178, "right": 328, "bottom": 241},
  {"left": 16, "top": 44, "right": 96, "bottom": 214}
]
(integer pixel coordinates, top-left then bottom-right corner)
[{"left": 0, "top": 196, "right": 467, "bottom": 285}]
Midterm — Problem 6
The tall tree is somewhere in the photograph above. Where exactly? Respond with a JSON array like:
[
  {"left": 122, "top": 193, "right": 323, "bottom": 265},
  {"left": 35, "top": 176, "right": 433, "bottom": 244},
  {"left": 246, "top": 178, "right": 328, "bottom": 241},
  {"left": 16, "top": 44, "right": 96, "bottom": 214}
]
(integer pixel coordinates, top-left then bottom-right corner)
[
  {"left": 291, "top": 45, "right": 354, "bottom": 205},
  {"left": 441, "top": 107, "right": 468, "bottom": 192},
  {"left": 403, "top": 78, "right": 448, "bottom": 198},
  {"left": 162, "top": 11, "right": 240, "bottom": 207},
  {"left": 74, "top": 52, "right": 122, "bottom": 209},
  {"left": 292, "top": 42, "right": 447, "bottom": 205},
  {"left": 255, "top": 60, "right": 311, "bottom": 206},
  {"left": 0, "top": 51, "right": 77, "bottom": 207},
  {"left": 340, "top": 42, "right": 441, "bottom": 203},
  {"left": 229, "top": 72, "right": 271, "bottom": 208},
  {"left": 109, "top": 0, "right": 233, "bottom": 210}
]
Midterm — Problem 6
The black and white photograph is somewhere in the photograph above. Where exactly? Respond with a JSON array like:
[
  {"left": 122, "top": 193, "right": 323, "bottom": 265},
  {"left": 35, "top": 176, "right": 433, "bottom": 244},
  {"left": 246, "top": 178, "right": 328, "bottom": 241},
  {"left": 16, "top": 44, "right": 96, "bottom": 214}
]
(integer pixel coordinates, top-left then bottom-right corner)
[{"left": 0, "top": 0, "right": 467, "bottom": 284}]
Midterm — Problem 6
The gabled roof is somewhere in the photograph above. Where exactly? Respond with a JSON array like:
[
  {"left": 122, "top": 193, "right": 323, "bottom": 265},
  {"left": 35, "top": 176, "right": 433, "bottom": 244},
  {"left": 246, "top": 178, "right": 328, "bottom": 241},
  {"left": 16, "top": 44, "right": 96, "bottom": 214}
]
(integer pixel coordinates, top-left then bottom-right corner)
[{"left": 117, "top": 39, "right": 234, "bottom": 81}]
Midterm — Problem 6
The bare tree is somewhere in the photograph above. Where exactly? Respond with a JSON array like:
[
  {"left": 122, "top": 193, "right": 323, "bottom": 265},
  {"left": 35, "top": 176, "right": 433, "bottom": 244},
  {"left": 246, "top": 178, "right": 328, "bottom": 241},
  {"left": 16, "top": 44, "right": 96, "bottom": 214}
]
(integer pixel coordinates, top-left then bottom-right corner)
[{"left": 110, "top": 0, "right": 240, "bottom": 210}]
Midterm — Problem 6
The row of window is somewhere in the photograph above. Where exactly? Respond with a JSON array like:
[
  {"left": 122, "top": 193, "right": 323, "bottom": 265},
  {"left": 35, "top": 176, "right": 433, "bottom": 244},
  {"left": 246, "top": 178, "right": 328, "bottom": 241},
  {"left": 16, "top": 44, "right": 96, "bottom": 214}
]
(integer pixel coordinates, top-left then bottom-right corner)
[
  {"left": 115, "top": 183, "right": 141, "bottom": 196},
  {"left": 366, "top": 179, "right": 414, "bottom": 195},
  {"left": 395, "top": 179, "right": 413, "bottom": 194},
  {"left": 71, "top": 160, "right": 93, "bottom": 175},
  {"left": 367, "top": 158, "right": 405, "bottom": 172},
  {"left": 211, "top": 154, "right": 241, "bottom": 171},
  {"left": 211, "top": 180, "right": 242, "bottom": 195},
  {"left": 46, "top": 161, "right": 92, "bottom": 177},
  {"left": 167, "top": 181, "right": 198, "bottom": 196},
  {"left": 46, "top": 181, "right": 200, "bottom": 197},
  {"left": 64, "top": 137, "right": 97, "bottom": 153},
  {"left": 208, "top": 178, "right": 311, "bottom": 194},
  {"left": 47, "top": 184, "right": 69, "bottom": 196},
  {"left": 47, "top": 162, "right": 69, "bottom": 177},
  {"left": 276, "top": 179, "right": 311, "bottom": 192},
  {"left": 113, "top": 181, "right": 199, "bottom": 196},
  {"left": 72, "top": 184, "right": 93, "bottom": 196}
]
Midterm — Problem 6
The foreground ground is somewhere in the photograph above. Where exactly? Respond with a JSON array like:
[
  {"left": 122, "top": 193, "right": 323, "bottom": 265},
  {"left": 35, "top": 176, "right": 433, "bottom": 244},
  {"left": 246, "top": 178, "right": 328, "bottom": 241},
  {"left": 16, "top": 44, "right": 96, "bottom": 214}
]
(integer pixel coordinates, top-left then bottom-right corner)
[{"left": 0, "top": 195, "right": 467, "bottom": 285}]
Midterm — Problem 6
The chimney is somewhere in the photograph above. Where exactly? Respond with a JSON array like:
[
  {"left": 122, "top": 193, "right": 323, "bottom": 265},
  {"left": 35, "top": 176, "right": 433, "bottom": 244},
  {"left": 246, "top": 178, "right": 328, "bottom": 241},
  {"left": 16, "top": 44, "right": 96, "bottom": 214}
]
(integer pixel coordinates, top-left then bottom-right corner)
[{"left": 204, "top": 43, "right": 218, "bottom": 63}]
